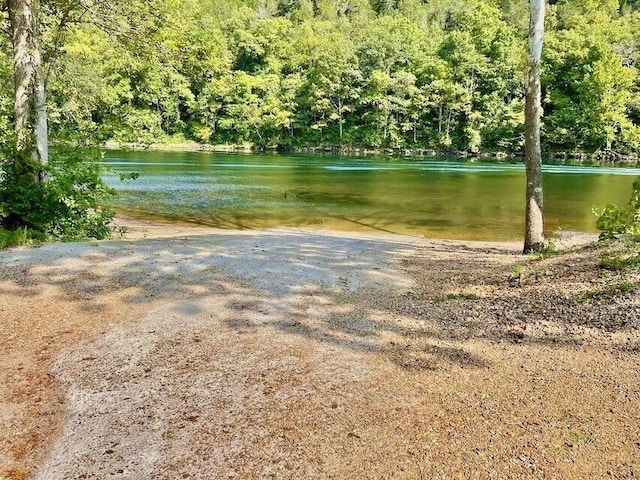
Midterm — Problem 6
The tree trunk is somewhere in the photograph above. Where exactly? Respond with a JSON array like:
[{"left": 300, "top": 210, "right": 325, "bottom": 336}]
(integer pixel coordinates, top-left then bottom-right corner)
[
  {"left": 523, "top": 0, "right": 545, "bottom": 253},
  {"left": 8, "top": 0, "right": 48, "bottom": 179},
  {"left": 338, "top": 97, "right": 343, "bottom": 140},
  {"left": 9, "top": 0, "right": 33, "bottom": 152},
  {"left": 34, "top": 29, "right": 48, "bottom": 178}
]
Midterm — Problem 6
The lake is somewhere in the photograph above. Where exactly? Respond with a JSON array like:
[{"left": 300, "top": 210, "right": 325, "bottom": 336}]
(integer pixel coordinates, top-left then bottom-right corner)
[{"left": 102, "top": 150, "right": 640, "bottom": 241}]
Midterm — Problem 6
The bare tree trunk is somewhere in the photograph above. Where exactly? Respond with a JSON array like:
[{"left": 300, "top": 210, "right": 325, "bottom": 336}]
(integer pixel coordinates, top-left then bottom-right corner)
[
  {"left": 523, "top": 0, "right": 545, "bottom": 253},
  {"left": 9, "top": 0, "right": 33, "bottom": 152},
  {"left": 8, "top": 0, "right": 48, "bottom": 180},
  {"left": 33, "top": 15, "right": 48, "bottom": 179},
  {"left": 337, "top": 97, "right": 343, "bottom": 140}
]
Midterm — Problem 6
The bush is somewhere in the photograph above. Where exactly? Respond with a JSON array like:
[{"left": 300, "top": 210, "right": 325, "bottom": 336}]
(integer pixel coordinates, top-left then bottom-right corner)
[
  {"left": 0, "top": 147, "right": 116, "bottom": 244},
  {"left": 595, "top": 180, "right": 640, "bottom": 241},
  {"left": 0, "top": 226, "right": 30, "bottom": 248}
]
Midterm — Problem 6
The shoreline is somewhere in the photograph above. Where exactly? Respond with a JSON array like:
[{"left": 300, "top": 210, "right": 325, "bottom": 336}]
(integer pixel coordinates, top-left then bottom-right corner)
[
  {"left": 102, "top": 141, "right": 640, "bottom": 165},
  {"left": 112, "top": 214, "right": 599, "bottom": 249}
]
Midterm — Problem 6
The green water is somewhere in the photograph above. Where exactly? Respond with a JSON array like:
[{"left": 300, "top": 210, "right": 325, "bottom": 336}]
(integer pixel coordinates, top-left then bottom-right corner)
[{"left": 102, "top": 151, "right": 640, "bottom": 241}]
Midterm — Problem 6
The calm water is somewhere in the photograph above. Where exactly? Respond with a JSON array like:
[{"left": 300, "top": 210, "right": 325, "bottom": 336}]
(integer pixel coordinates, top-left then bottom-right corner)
[{"left": 102, "top": 151, "right": 640, "bottom": 241}]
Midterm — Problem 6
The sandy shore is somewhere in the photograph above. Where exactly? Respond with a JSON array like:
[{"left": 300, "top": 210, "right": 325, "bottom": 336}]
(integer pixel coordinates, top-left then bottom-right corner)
[{"left": 1, "top": 219, "right": 638, "bottom": 479}]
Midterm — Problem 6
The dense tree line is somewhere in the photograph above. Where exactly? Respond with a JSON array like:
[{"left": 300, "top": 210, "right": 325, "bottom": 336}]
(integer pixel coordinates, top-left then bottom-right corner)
[{"left": 2, "top": 0, "right": 640, "bottom": 153}]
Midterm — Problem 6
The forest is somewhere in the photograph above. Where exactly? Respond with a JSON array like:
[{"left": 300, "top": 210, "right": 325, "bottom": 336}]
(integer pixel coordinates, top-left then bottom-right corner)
[{"left": 1, "top": 0, "right": 639, "bottom": 154}]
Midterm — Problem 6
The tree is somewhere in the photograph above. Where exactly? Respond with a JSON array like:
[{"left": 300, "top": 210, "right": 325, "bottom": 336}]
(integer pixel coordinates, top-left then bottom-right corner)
[
  {"left": 0, "top": 0, "right": 159, "bottom": 239},
  {"left": 4, "top": 0, "right": 167, "bottom": 170},
  {"left": 3, "top": 0, "right": 638, "bottom": 155},
  {"left": 297, "top": 27, "right": 361, "bottom": 142},
  {"left": 7, "top": 0, "right": 48, "bottom": 179},
  {"left": 542, "top": 3, "right": 640, "bottom": 153},
  {"left": 523, "top": 0, "right": 545, "bottom": 253}
]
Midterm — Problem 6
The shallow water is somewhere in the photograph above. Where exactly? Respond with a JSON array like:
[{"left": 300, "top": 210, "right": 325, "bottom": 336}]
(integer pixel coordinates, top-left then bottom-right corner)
[{"left": 102, "top": 151, "right": 640, "bottom": 241}]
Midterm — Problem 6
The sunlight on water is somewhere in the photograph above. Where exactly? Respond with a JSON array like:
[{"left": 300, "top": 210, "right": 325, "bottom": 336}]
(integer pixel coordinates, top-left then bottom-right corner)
[{"left": 102, "top": 151, "right": 640, "bottom": 240}]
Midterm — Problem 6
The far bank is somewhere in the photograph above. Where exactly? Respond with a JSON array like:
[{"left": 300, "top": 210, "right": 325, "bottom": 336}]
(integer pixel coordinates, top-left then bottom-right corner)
[{"left": 102, "top": 141, "right": 640, "bottom": 166}]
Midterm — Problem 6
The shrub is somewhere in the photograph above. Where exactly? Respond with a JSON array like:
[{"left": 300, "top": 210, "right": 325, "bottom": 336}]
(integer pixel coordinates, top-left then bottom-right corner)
[
  {"left": 595, "top": 180, "right": 640, "bottom": 241},
  {"left": 0, "top": 147, "right": 116, "bottom": 244},
  {"left": 0, "top": 226, "right": 30, "bottom": 248}
]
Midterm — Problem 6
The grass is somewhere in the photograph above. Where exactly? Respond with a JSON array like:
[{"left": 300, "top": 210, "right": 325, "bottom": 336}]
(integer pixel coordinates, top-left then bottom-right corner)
[
  {"left": 599, "top": 251, "right": 640, "bottom": 271},
  {"left": 573, "top": 281, "right": 637, "bottom": 304},
  {"left": 436, "top": 292, "right": 480, "bottom": 302},
  {"left": 569, "top": 430, "right": 595, "bottom": 446},
  {"left": 510, "top": 264, "right": 525, "bottom": 286},
  {"left": 532, "top": 240, "right": 558, "bottom": 260},
  {"left": 0, "top": 227, "right": 31, "bottom": 249}
]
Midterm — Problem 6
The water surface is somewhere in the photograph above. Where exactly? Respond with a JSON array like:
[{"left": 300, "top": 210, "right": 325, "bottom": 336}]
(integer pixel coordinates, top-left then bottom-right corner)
[{"left": 102, "top": 151, "right": 640, "bottom": 241}]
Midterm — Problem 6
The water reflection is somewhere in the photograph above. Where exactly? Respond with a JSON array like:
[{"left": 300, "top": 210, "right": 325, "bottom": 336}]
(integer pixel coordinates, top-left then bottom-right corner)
[{"left": 102, "top": 151, "right": 640, "bottom": 241}]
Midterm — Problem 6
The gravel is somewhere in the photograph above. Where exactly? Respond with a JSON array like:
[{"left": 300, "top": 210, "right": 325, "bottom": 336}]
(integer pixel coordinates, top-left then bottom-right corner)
[{"left": 1, "top": 220, "right": 639, "bottom": 479}]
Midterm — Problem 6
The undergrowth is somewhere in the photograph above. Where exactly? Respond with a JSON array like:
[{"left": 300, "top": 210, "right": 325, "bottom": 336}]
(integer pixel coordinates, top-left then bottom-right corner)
[
  {"left": 573, "top": 281, "right": 637, "bottom": 304},
  {"left": 0, "top": 147, "right": 136, "bottom": 249},
  {"left": 0, "top": 227, "right": 30, "bottom": 248},
  {"left": 599, "top": 250, "right": 640, "bottom": 271},
  {"left": 436, "top": 292, "right": 480, "bottom": 302},
  {"left": 595, "top": 180, "right": 640, "bottom": 241}
]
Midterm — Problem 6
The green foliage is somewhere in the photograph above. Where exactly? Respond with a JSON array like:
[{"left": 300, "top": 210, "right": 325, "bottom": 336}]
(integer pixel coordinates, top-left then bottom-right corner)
[
  {"left": 0, "top": 227, "right": 30, "bottom": 249},
  {"left": 531, "top": 240, "right": 558, "bottom": 259},
  {"left": 0, "top": 149, "right": 116, "bottom": 242},
  {"left": 1, "top": 0, "right": 639, "bottom": 152},
  {"left": 569, "top": 430, "right": 595, "bottom": 446},
  {"left": 595, "top": 180, "right": 640, "bottom": 240},
  {"left": 543, "top": 2, "right": 640, "bottom": 153},
  {"left": 512, "top": 264, "right": 525, "bottom": 278}
]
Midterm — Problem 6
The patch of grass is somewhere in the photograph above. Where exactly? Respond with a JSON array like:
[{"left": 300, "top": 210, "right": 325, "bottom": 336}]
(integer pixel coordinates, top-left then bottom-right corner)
[
  {"left": 532, "top": 240, "right": 558, "bottom": 260},
  {"left": 512, "top": 264, "right": 524, "bottom": 277},
  {"left": 599, "top": 251, "right": 640, "bottom": 271},
  {"left": 436, "top": 291, "right": 480, "bottom": 302},
  {"left": 409, "top": 287, "right": 426, "bottom": 297},
  {"left": 0, "top": 227, "right": 31, "bottom": 249},
  {"left": 573, "top": 281, "right": 637, "bottom": 304},
  {"left": 510, "top": 264, "right": 525, "bottom": 286},
  {"left": 532, "top": 266, "right": 548, "bottom": 278},
  {"left": 559, "top": 410, "right": 573, "bottom": 422},
  {"left": 616, "top": 280, "right": 636, "bottom": 294},
  {"left": 569, "top": 430, "right": 595, "bottom": 446},
  {"left": 561, "top": 410, "right": 595, "bottom": 423}
]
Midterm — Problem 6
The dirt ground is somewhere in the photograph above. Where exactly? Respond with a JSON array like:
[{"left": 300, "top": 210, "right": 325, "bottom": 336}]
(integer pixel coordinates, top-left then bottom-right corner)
[{"left": 1, "top": 219, "right": 639, "bottom": 479}]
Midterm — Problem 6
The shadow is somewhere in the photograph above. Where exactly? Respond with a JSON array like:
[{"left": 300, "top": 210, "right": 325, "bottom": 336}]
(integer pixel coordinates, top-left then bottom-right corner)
[
  {"left": 1, "top": 228, "right": 637, "bottom": 376},
  {"left": 393, "top": 241, "right": 640, "bottom": 347},
  {"left": 116, "top": 210, "right": 256, "bottom": 231},
  {"left": 0, "top": 229, "right": 479, "bottom": 372},
  {"left": 327, "top": 213, "right": 405, "bottom": 235}
]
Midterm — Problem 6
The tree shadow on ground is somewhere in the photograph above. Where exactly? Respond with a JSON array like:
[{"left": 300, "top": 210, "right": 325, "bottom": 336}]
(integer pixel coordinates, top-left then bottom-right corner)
[
  {"left": 395, "top": 242, "right": 640, "bottom": 344},
  {"left": 1, "top": 230, "right": 637, "bottom": 374}
]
